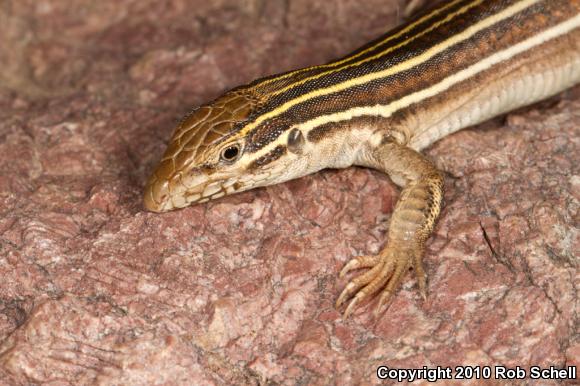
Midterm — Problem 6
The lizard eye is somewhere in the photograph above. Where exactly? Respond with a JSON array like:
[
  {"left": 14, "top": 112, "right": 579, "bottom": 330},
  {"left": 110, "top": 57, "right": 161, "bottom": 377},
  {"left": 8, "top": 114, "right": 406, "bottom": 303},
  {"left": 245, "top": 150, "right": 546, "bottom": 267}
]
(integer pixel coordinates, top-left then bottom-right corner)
[{"left": 220, "top": 144, "right": 241, "bottom": 162}]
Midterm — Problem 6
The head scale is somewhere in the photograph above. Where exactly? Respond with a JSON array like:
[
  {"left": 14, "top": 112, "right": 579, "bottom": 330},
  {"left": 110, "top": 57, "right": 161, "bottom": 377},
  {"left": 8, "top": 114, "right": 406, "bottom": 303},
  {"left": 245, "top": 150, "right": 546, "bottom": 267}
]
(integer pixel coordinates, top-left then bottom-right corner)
[
  {"left": 143, "top": 89, "right": 258, "bottom": 211},
  {"left": 143, "top": 87, "right": 311, "bottom": 212}
]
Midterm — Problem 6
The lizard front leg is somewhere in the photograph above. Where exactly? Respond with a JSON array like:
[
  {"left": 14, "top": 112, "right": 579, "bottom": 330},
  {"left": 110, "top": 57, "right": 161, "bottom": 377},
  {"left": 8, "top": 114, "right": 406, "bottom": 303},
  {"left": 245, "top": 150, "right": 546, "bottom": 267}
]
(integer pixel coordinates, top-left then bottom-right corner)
[{"left": 336, "top": 139, "right": 444, "bottom": 318}]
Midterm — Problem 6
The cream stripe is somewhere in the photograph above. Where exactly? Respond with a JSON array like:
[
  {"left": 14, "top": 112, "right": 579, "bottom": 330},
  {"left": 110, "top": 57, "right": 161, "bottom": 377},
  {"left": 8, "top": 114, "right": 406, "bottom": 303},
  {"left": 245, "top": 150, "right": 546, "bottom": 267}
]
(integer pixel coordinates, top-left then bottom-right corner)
[
  {"left": 300, "top": 14, "right": 580, "bottom": 133},
  {"left": 248, "top": 11, "right": 580, "bottom": 161},
  {"left": 268, "top": 0, "right": 484, "bottom": 97},
  {"left": 254, "top": 0, "right": 467, "bottom": 88},
  {"left": 236, "top": 0, "right": 539, "bottom": 139}
]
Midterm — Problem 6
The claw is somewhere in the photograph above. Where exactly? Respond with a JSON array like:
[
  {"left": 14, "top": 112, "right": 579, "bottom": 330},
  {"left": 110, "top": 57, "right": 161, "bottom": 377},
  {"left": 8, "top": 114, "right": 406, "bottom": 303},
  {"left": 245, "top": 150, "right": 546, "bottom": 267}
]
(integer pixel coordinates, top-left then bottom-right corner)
[
  {"left": 340, "top": 258, "right": 397, "bottom": 317},
  {"left": 376, "top": 264, "right": 408, "bottom": 314},
  {"left": 376, "top": 289, "right": 395, "bottom": 316},
  {"left": 339, "top": 255, "right": 380, "bottom": 277},
  {"left": 339, "top": 260, "right": 360, "bottom": 278},
  {"left": 336, "top": 282, "right": 357, "bottom": 308},
  {"left": 343, "top": 293, "right": 364, "bottom": 318},
  {"left": 337, "top": 243, "right": 427, "bottom": 317},
  {"left": 336, "top": 261, "right": 384, "bottom": 308}
]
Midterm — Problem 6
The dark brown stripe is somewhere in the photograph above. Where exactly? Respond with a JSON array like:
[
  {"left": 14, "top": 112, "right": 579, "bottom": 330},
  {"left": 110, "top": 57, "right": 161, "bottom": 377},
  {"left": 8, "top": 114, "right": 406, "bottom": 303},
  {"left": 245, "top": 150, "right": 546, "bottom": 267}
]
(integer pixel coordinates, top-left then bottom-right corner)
[
  {"left": 307, "top": 117, "right": 379, "bottom": 142},
  {"left": 248, "top": 145, "right": 287, "bottom": 169},
  {"left": 240, "top": 0, "right": 527, "bottom": 151},
  {"left": 249, "top": 0, "right": 514, "bottom": 116},
  {"left": 281, "top": 0, "right": 553, "bottom": 119},
  {"left": 247, "top": 0, "right": 479, "bottom": 95},
  {"left": 244, "top": 0, "right": 579, "bottom": 152}
]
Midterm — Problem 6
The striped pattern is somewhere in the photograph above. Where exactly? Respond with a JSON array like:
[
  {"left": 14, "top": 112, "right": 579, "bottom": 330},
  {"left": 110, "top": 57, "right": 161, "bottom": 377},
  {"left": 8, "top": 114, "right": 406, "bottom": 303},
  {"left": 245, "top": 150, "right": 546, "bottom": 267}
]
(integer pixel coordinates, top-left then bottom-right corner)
[
  {"left": 144, "top": 0, "right": 580, "bottom": 315},
  {"left": 251, "top": 0, "right": 479, "bottom": 94},
  {"left": 144, "top": 0, "right": 580, "bottom": 213},
  {"left": 224, "top": 0, "right": 579, "bottom": 158}
]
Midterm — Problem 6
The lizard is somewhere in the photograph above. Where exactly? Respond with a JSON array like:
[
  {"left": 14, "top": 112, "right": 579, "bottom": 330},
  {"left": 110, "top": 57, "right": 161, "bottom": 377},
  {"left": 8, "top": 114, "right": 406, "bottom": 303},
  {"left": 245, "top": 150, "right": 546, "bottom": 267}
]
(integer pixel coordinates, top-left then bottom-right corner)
[{"left": 143, "top": 0, "right": 580, "bottom": 317}]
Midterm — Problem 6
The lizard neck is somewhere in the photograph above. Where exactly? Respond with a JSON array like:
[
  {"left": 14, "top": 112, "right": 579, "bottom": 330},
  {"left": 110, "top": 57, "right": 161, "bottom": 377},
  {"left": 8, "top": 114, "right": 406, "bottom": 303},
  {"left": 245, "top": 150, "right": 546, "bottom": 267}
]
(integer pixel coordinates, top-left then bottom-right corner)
[{"left": 233, "top": 0, "right": 580, "bottom": 162}]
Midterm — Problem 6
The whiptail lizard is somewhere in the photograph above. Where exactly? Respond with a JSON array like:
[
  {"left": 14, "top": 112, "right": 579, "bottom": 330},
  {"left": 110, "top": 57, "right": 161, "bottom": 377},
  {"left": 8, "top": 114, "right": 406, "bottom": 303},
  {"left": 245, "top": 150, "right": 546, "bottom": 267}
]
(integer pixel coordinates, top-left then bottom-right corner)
[{"left": 144, "top": 0, "right": 580, "bottom": 317}]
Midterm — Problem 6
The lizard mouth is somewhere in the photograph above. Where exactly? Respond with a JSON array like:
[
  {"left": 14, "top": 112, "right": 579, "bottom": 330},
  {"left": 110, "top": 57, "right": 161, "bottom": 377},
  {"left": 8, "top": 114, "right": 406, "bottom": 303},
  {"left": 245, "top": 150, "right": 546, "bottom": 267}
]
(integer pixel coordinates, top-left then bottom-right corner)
[
  {"left": 143, "top": 148, "right": 289, "bottom": 212},
  {"left": 143, "top": 166, "right": 241, "bottom": 212}
]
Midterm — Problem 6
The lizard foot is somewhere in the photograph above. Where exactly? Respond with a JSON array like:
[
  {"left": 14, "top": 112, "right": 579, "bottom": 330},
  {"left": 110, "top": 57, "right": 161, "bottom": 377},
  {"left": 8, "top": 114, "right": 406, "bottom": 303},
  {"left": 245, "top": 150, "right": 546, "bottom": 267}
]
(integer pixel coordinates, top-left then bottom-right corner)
[{"left": 335, "top": 243, "right": 427, "bottom": 318}]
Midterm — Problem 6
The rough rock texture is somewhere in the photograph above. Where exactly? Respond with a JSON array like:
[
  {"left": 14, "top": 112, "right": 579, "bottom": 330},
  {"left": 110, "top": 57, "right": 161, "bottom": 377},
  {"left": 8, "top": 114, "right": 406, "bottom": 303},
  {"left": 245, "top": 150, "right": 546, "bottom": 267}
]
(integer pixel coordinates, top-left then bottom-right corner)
[{"left": 0, "top": 0, "right": 578, "bottom": 385}]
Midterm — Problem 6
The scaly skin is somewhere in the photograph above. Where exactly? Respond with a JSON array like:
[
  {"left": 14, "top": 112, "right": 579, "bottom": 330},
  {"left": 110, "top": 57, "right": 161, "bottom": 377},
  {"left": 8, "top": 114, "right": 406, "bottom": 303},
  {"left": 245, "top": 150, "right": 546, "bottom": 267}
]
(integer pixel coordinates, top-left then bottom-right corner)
[
  {"left": 336, "top": 142, "right": 444, "bottom": 317},
  {"left": 144, "top": 0, "right": 580, "bottom": 317}
]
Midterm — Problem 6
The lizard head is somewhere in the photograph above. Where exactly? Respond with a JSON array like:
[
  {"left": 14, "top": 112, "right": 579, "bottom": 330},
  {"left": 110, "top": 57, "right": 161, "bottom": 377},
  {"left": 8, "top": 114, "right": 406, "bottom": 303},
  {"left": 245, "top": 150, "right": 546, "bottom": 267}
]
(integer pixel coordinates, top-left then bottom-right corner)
[{"left": 143, "top": 89, "right": 309, "bottom": 212}]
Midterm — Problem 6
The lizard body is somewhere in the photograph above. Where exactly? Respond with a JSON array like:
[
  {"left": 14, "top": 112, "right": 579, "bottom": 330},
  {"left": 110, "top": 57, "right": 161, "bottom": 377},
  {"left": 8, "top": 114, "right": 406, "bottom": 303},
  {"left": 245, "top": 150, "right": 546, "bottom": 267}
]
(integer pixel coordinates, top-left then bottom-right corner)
[{"left": 144, "top": 0, "right": 580, "bottom": 317}]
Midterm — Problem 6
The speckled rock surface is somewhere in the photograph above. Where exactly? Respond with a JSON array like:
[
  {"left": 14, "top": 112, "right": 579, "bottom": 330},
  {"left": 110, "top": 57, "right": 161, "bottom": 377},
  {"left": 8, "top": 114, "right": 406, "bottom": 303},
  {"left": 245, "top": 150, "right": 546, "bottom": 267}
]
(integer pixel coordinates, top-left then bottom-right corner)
[{"left": 0, "top": 1, "right": 578, "bottom": 385}]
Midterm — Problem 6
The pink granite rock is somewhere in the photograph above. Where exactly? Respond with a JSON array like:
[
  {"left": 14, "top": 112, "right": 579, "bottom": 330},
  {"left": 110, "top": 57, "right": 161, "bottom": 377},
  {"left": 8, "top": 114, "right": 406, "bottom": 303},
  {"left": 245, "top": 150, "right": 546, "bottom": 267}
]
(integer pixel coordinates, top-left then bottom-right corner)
[{"left": 0, "top": 1, "right": 578, "bottom": 385}]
